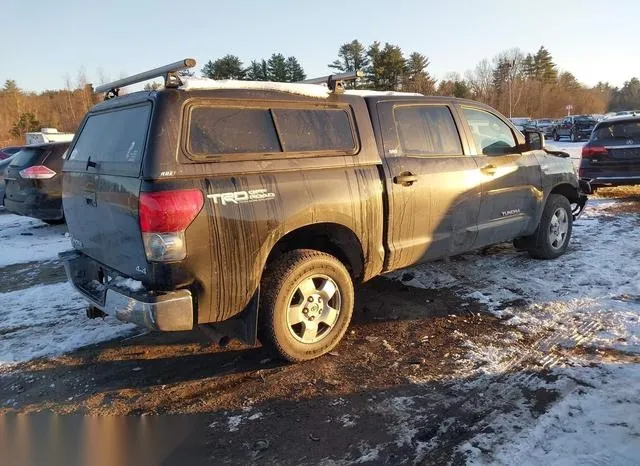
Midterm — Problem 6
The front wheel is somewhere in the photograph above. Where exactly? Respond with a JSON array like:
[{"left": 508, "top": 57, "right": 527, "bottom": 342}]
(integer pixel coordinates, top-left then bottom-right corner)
[
  {"left": 259, "top": 249, "right": 354, "bottom": 362},
  {"left": 527, "top": 194, "right": 573, "bottom": 260}
]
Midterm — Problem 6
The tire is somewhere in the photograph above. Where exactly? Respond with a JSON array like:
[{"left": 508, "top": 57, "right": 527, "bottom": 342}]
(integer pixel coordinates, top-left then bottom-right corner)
[
  {"left": 44, "top": 218, "right": 65, "bottom": 225},
  {"left": 553, "top": 131, "right": 560, "bottom": 141},
  {"left": 259, "top": 249, "right": 354, "bottom": 362},
  {"left": 527, "top": 194, "right": 573, "bottom": 260},
  {"left": 44, "top": 212, "right": 65, "bottom": 225}
]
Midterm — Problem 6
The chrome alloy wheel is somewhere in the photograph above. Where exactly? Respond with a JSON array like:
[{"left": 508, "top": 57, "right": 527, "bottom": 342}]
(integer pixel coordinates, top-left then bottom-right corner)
[
  {"left": 286, "top": 274, "right": 342, "bottom": 344},
  {"left": 548, "top": 207, "right": 569, "bottom": 249}
]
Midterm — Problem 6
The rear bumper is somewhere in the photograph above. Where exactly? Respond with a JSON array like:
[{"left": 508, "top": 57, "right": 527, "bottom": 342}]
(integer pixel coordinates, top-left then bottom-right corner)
[
  {"left": 3, "top": 193, "right": 63, "bottom": 221},
  {"left": 59, "top": 250, "right": 193, "bottom": 331},
  {"left": 581, "top": 175, "right": 640, "bottom": 188}
]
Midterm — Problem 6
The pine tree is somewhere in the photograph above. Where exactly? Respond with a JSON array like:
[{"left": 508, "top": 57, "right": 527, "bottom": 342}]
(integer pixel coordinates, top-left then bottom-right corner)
[
  {"left": 522, "top": 54, "right": 536, "bottom": 79},
  {"left": 200, "top": 55, "right": 245, "bottom": 80},
  {"left": 453, "top": 81, "right": 471, "bottom": 98},
  {"left": 559, "top": 72, "right": 580, "bottom": 92},
  {"left": 492, "top": 58, "right": 512, "bottom": 95},
  {"left": 329, "top": 40, "right": 369, "bottom": 73},
  {"left": 246, "top": 60, "right": 268, "bottom": 81},
  {"left": 10, "top": 112, "right": 40, "bottom": 138},
  {"left": 2, "top": 80, "right": 19, "bottom": 93},
  {"left": 285, "top": 56, "right": 306, "bottom": 82},
  {"left": 437, "top": 73, "right": 470, "bottom": 98},
  {"left": 366, "top": 42, "right": 406, "bottom": 91},
  {"left": 267, "top": 53, "right": 289, "bottom": 82},
  {"left": 404, "top": 52, "right": 435, "bottom": 94},
  {"left": 609, "top": 77, "right": 640, "bottom": 111},
  {"left": 533, "top": 46, "right": 557, "bottom": 83}
]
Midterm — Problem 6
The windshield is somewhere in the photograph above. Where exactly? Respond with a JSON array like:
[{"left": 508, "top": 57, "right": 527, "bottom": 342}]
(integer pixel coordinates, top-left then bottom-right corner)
[
  {"left": 575, "top": 117, "right": 596, "bottom": 124},
  {"left": 9, "top": 147, "right": 47, "bottom": 167},
  {"left": 592, "top": 120, "right": 640, "bottom": 144}
]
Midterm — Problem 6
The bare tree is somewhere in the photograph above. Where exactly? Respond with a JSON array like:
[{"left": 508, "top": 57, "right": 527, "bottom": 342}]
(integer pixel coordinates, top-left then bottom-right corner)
[{"left": 464, "top": 59, "right": 493, "bottom": 103}]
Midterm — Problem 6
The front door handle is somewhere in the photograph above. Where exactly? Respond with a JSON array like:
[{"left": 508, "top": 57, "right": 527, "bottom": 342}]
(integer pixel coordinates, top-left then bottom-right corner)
[
  {"left": 393, "top": 172, "right": 418, "bottom": 186},
  {"left": 480, "top": 164, "right": 497, "bottom": 176}
]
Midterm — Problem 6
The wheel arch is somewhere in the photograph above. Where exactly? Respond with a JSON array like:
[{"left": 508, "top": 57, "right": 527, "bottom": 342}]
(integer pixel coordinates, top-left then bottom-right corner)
[
  {"left": 264, "top": 223, "right": 365, "bottom": 282},
  {"left": 550, "top": 182, "right": 580, "bottom": 204}
]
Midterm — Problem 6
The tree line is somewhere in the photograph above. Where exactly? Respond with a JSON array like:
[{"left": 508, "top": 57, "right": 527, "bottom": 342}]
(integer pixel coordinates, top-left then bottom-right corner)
[{"left": 1, "top": 41, "right": 639, "bottom": 146}]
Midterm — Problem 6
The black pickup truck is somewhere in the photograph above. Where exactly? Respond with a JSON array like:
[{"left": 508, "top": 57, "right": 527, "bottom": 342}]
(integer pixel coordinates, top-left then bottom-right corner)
[
  {"left": 60, "top": 59, "right": 587, "bottom": 362},
  {"left": 552, "top": 115, "right": 597, "bottom": 142}
]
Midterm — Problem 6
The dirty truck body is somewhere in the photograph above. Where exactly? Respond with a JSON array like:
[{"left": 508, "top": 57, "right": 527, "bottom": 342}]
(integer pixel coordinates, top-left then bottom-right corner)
[{"left": 61, "top": 76, "right": 585, "bottom": 361}]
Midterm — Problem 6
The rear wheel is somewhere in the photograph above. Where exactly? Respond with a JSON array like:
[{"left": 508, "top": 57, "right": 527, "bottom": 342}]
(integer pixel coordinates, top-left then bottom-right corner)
[
  {"left": 259, "top": 249, "right": 354, "bottom": 362},
  {"left": 527, "top": 194, "right": 573, "bottom": 260},
  {"left": 44, "top": 217, "right": 65, "bottom": 225}
]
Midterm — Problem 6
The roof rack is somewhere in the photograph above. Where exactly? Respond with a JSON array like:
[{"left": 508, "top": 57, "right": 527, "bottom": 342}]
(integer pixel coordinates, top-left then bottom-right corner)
[
  {"left": 95, "top": 58, "right": 196, "bottom": 100},
  {"left": 299, "top": 71, "right": 363, "bottom": 93}
]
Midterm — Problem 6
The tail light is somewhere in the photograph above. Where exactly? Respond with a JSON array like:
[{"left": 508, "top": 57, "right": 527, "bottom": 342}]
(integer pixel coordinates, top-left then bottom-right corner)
[
  {"left": 19, "top": 165, "right": 56, "bottom": 179},
  {"left": 139, "top": 189, "right": 204, "bottom": 262},
  {"left": 581, "top": 145, "right": 608, "bottom": 158}
]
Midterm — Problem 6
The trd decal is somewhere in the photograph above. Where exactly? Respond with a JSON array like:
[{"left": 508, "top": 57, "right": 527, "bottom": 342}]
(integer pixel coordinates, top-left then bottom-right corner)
[{"left": 207, "top": 189, "right": 276, "bottom": 206}]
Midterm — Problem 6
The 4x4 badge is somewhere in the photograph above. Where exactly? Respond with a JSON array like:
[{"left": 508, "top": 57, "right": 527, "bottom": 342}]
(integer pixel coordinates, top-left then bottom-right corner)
[{"left": 208, "top": 189, "right": 276, "bottom": 206}]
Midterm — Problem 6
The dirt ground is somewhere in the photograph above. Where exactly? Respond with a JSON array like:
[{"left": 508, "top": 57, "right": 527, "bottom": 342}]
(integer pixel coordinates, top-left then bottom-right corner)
[
  {"left": 1, "top": 187, "right": 639, "bottom": 464},
  {"left": 3, "top": 274, "right": 630, "bottom": 465}
]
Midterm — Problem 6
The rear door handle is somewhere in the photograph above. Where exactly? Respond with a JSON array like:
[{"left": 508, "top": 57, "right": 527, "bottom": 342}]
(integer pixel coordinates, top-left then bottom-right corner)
[
  {"left": 393, "top": 173, "right": 418, "bottom": 186},
  {"left": 480, "top": 164, "right": 497, "bottom": 176}
]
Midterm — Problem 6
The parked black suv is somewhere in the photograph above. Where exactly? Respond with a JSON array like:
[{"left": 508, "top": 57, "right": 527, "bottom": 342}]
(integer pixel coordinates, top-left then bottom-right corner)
[
  {"left": 4, "top": 142, "right": 69, "bottom": 222},
  {"left": 552, "top": 115, "right": 597, "bottom": 142},
  {"left": 579, "top": 115, "right": 640, "bottom": 191},
  {"left": 60, "top": 59, "right": 587, "bottom": 361}
]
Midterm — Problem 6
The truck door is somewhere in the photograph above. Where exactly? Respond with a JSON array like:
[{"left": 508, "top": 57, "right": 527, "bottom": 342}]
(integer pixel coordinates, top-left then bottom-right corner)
[
  {"left": 459, "top": 106, "right": 542, "bottom": 248},
  {"left": 377, "top": 101, "right": 483, "bottom": 271}
]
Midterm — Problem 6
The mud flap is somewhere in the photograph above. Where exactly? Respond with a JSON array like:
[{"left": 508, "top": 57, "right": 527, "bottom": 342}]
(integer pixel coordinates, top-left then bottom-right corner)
[
  {"left": 201, "top": 288, "right": 260, "bottom": 346},
  {"left": 573, "top": 180, "right": 591, "bottom": 220}
]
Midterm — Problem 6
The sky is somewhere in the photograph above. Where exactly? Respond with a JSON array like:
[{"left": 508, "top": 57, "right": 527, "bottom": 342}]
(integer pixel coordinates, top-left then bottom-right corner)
[{"left": 2, "top": 0, "right": 639, "bottom": 92}]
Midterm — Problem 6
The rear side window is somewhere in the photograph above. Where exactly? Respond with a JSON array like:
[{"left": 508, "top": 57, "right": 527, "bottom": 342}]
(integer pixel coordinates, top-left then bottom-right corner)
[
  {"left": 189, "top": 107, "right": 281, "bottom": 155},
  {"left": 394, "top": 105, "right": 462, "bottom": 156},
  {"left": 9, "top": 147, "right": 47, "bottom": 167},
  {"left": 68, "top": 104, "right": 151, "bottom": 175},
  {"left": 463, "top": 108, "right": 517, "bottom": 156},
  {"left": 272, "top": 108, "right": 355, "bottom": 152},
  {"left": 187, "top": 105, "right": 356, "bottom": 157},
  {"left": 592, "top": 121, "right": 640, "bottom": 144}
]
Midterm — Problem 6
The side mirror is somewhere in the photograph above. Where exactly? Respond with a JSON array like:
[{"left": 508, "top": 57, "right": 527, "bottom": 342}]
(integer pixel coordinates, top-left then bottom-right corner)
[{"left": 524, "top": 130, "right": 545, "bottom": 151}]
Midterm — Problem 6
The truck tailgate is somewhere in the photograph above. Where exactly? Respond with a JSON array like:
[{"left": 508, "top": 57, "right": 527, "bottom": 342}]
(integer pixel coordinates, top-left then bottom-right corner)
[{"left": 62, "top": 103, "right": 152, "bottom": 279}]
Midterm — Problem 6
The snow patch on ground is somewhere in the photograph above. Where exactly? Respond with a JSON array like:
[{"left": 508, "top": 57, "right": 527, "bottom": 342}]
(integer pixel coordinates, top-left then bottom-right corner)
[
  {"left": 0, "top": 212, "right": 71, "bottom": 267},
  {"left": 393, "top": 198, "right": 640, "bottom": 463},
  {"left": 396, "top": 199, "right": 640, "bottom": 354},
  {"left": 462, "top": 364, "right": 640, "bottom": 465},
  {"left": 0, "top": 282, "right": 135, "bottom": 368}
]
